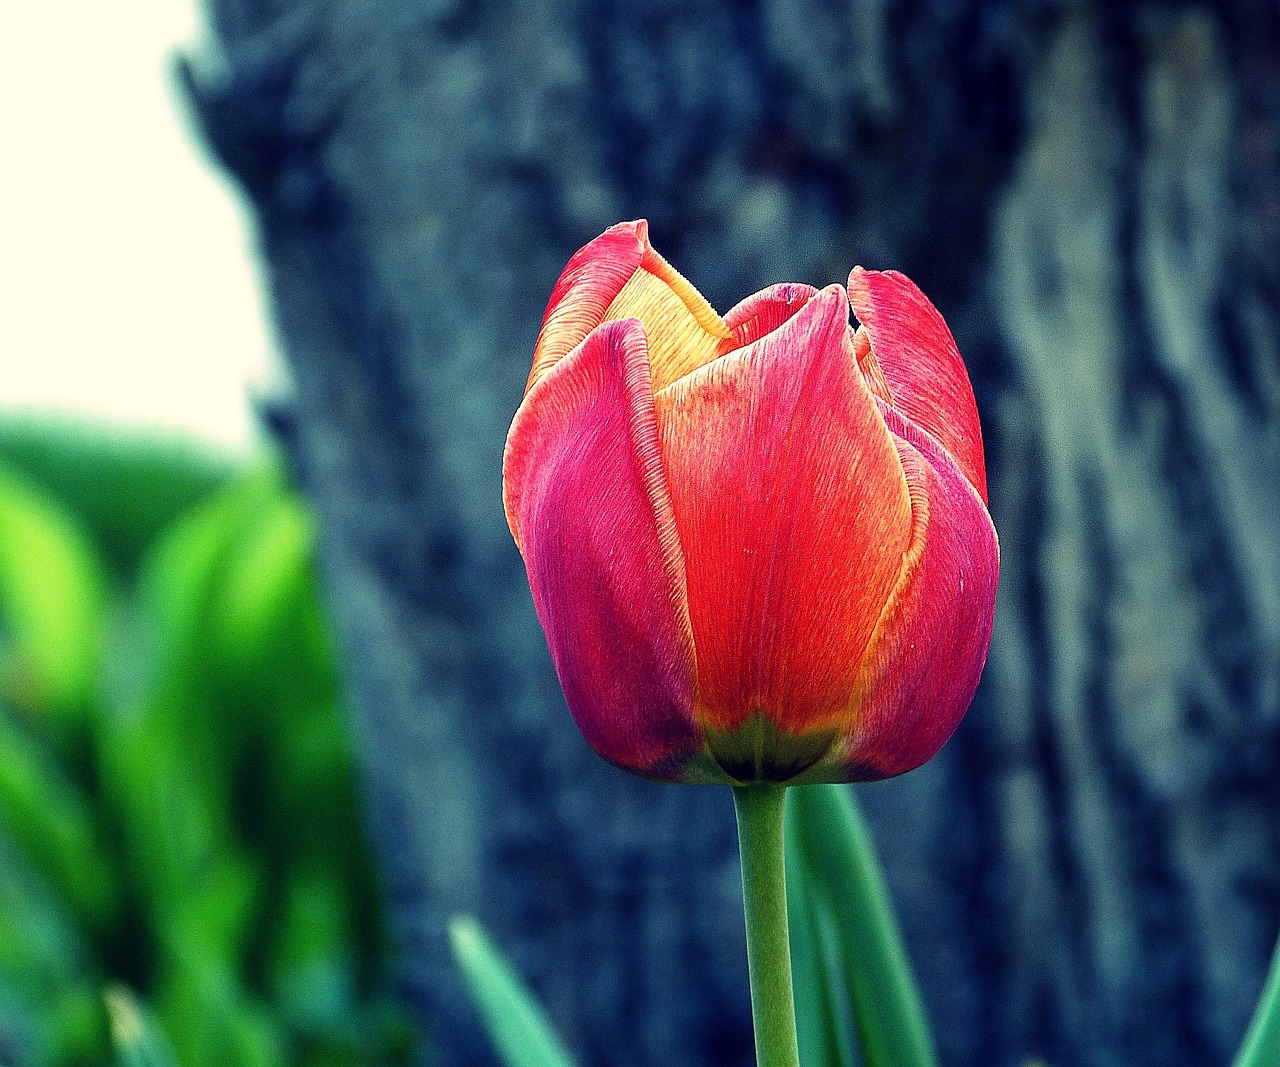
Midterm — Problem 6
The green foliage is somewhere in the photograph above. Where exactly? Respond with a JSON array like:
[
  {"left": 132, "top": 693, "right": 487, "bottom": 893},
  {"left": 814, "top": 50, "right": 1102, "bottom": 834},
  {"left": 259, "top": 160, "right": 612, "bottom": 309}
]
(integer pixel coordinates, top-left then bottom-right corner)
[
  {"left": 0, "top": 418, "right": 414, "bottom": 1067},
  {"left": 784, "top": 803, "right": 856, "bottom": 1067},
  {"left": 448, "top": 916, "right": 577, "bottom": 1067},
  {"left": 0, "top": 415, "right": 234, "bottom": 579},
  {"left": 787, "top": 785, "right": 938, "bottom": 1067},
  {"left": 1234, "top": 935, "right": 1280, "bottom": 1067},
  {"left": 104, "top": 987, "right": 180, "bottom": 1067},
  {"left": 0, "top": 463, "right": 107, "bottom": 740}
]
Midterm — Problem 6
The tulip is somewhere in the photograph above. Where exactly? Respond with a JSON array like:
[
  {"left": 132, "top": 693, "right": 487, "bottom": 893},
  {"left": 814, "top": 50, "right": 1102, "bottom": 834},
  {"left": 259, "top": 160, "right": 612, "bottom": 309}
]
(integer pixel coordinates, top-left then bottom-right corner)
[{"left": 503, "top": 220, "right": 998, "bottom": 786}]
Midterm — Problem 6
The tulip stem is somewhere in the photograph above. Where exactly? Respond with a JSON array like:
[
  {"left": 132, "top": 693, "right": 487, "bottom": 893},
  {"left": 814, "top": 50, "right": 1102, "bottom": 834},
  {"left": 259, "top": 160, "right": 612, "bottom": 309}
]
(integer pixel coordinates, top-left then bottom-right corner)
[{"left": 734, "top": 784, "right": 801, "bottom": 1067}]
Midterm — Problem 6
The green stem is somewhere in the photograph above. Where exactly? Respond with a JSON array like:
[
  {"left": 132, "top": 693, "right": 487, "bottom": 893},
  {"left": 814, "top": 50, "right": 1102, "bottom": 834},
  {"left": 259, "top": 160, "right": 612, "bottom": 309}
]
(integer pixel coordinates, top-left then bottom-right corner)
[{"left": 734, "top": 785, "right": 801, "bottom": 1067}]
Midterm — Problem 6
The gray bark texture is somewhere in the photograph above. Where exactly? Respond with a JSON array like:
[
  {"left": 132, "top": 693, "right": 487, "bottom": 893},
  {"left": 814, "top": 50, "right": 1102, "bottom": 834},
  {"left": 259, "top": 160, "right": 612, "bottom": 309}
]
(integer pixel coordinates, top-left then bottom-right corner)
[{"left": 182, "top": 1, "right": 1280, "bottom": 1065}]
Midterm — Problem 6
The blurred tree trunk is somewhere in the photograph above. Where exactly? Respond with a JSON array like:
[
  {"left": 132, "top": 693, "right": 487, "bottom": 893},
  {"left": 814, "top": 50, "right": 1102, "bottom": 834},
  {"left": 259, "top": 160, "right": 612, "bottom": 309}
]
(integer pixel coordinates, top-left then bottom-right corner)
[{"left": 184, "top": 2, "right": 1280, "bottom": 1065}]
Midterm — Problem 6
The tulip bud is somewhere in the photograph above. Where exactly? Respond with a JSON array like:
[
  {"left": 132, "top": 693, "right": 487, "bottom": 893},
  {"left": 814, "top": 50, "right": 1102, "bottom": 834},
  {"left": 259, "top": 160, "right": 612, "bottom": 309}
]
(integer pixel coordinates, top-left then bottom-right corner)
[{"left": 504, "top": 221, "right": 998, "bottom": 784}]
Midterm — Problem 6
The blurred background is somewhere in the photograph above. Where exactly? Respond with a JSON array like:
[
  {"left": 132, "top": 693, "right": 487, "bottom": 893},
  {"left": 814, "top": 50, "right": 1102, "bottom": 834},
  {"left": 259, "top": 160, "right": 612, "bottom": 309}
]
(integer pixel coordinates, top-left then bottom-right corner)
[
  {"left": 2, "top": 2, "right": 1279, "bottom": 1067},
  {"left": 0, "top": 5, "right": 413, "bottom": 1065}
]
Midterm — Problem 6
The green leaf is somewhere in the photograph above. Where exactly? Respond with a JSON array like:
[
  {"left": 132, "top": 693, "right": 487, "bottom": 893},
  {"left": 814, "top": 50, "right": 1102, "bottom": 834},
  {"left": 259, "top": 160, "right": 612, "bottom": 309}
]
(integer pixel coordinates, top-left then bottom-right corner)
[
  {"left": 786, "top": 795, "right": 858, "bottom": 1067},
  {"left": 448, "top": 915, "right": 577, "bottom": 1067},
  {"left": 789, "top": 785, "right": 938, "bottom": 1067},
  {"left": 97, "top": 468, "right": 284, "bottom": 921},
  {"left": 0, "top": 835, "right": 90, "bottom": 985},
  {"left": 152, "top": 946, "right": 286, "bottom": 1067},
  {"left": 0, "top": 413, "right": 238, "bottom": 578},
  {"left": 0, "top": 463, "right": 108, "bottom": 735},
  {"left": 126, "top": 466, "right": 281, "bottom": 705},
  {"left": 0, "top": 712, "right": 119, "bottom": 930},
  {"left": 105, "top": 985, "right": 181, "bottom": 1067},
  {"left": 1234, "top": 935, "right": 1280, "bottom": 1067},
  {"left": 268, "top": 869, "right": 359, "bottom": 1037},
  {"left": 209, "top": 494, "right": 316, "bottom": 680},
  {"left": 810, "top": 889, "right": 862, "bottom": 1067},
  {"left": 787, "top": 814, "right": 829, "bottom": 1066},
  {"left": 0, "top": 835, "right": 111, "bottom": 1065}
]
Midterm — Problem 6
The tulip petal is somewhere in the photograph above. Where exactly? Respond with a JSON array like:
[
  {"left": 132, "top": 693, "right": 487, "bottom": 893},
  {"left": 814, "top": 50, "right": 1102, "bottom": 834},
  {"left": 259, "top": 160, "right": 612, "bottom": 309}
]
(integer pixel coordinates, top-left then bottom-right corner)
[
  {"left": 504, "top": 319, "right": 701, "bottom": 777},
  {"left": 850, "top": 324, "right": 894, "bottom": 405},
  {"left": 830, "top": 404, "right": 999, "bottom": 780},
  {"left": 722, "top": 283, "right": 819, "bottom": 350},
  {"left": 529, "top": 221, "right": 732, "bottom": 396},
  {"left": 848, "top": 267, "right": 988, "bottom": 503},
  {"left": 655, "top": 285, "right": 915, "bottom": 751},
  {"left": 528, "top": 222, "right": 647, "bottom": 393},
  {"left": 604, "top": 238, "right": 731, "bottom": 392}
]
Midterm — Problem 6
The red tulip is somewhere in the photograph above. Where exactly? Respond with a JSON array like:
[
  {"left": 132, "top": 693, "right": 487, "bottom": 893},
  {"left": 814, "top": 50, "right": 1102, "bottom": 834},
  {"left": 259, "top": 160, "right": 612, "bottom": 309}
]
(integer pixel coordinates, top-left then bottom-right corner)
[{"left": 504, "top": 221, "right": 998, "bottom": 784}]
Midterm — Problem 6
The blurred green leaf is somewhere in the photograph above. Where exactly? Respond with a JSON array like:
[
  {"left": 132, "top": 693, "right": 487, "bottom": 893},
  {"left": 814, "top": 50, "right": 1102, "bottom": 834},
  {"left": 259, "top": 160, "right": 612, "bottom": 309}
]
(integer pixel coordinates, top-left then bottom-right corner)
[
  {"left": 0, "top": 836, "right": 109, "bottom": 1066},
  {"left": 268, "top": 869, "right": 358, "bottom": 1038},
  {"left": 0, "top": 713, "right": 119, "bottom": 930},
  {"left": 448, "top": 915, "right": 576, "bottom": 1067},
  {"left": 98, "top": 468, "right": 282, "bottom": 917},
  {"left": 0, "top": 433, "right": 410, "bottom": 1067},
  {"left": 0, "top": 463, "right": 108, "bottom": 737},
  {"left": 789, "top": 785, "right": 938, "bottom": 1067},
  {"left": 96, "top": 694, "right": 227, "bottom": 923},
  {"left": 209, "top": 494, "right": 316, "bottom": 682},
  {"left": 0, "top": 414, "right": 238, "bottom": 578},
  {"left": 1234, "top": 935, "right": 1280, "bottom": 1067},
  {"left": 787, "top": 812, "right": 833, "bottom": 1067},
  {"left": 126, "top": 465, "right": 280, "bottom": 707},
  {"left": 105, "top": 986, "right": 180, "bottom": 1067},
  {"left": 153, "top": 947, "right": 285, "bottom": 1067},
  {"left": 0, "top": 836, "right": 87, "bottom": 987},
  {"left": 786, "top": 796, "right": 857, "bottom": 1067}
]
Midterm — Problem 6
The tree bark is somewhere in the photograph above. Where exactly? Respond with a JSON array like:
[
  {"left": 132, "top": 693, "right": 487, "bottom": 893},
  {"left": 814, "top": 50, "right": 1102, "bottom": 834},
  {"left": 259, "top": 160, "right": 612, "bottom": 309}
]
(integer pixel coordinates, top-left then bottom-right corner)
[{"left": 183, "top": 2, "right": 1280, "bottom": 1065}]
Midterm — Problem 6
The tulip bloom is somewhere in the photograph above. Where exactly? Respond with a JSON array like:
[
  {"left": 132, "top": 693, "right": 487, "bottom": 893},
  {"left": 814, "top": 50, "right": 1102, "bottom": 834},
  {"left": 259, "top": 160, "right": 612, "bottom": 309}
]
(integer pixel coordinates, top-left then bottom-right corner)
[{"left": 504, "top": 221, "right": 997, "bottom": 785}]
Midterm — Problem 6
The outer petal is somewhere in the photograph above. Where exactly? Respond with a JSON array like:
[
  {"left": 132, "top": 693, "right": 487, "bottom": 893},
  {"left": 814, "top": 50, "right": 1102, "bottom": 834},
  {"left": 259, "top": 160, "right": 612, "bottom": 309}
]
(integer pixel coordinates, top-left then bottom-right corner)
[
  {"left": 503, "top": 319, "right": 701, "bottom": 778},
  {"left": 824, "top": 404, "right": 998, "bottom": 781},
  {"left": 848, "top": 267, "right": 989, "bottom": 503},
  {"left": 655, "top": 285, "right": 915, "bottom": 759}
]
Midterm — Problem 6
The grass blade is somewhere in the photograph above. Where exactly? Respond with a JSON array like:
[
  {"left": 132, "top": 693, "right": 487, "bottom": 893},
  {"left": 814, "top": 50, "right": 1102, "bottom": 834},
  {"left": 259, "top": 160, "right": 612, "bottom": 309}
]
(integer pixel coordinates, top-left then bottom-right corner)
[
  {"left": 448, "top": 915, "right": 576, "bottom": 1067},
  {"left": 1234, "top": 935, "right": 1280, "bottom": 1067},
  {"left": 105, "top": 986, "right": 181, "bottom": 1067}
]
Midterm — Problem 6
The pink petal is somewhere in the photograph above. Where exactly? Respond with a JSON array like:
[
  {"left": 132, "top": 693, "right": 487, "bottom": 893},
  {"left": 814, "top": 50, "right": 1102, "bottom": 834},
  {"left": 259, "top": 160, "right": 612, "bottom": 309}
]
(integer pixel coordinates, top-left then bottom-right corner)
[
  {"left": 503, "top": 319, "right": 702, "bottom": 778},
  {"left": 848, "top": 267, "right": 989, "bottom": 503},
  {"left": 528, "top": 221, "right": 733, "bottom": 396},
  {"left": 832, "top": 403, "right": 999, "bottom": 780},
  {"left": 721, "top": 282, "right": 819, "bottom": 350}
]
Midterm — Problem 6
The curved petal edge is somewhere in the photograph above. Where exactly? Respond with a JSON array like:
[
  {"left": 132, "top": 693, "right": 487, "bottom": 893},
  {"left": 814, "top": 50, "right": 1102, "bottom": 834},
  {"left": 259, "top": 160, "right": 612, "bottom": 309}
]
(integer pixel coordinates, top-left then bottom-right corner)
[
  {"left": 528, "top": 222, "right": 648, "bottom": 393},
  {"left": 848, "top": 267, "right": 989, "bottom": 503}
]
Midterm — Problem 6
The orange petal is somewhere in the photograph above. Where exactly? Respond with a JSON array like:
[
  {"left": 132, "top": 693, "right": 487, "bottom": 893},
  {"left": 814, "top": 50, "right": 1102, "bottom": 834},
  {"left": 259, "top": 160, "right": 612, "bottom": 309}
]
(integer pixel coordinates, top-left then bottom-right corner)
[
  {"left": 655, "top": 285, "right": 914, "bottom": 741},
  {"left": 848, "top": 267, "right": 988, "bottom": 503},
  {"left": 503, "top": 319, "right": 701, "bottom": 778},
  {"left": 850, "top": 325, "right": 894, "bottom": 405},
  {"left": 605, "top": 238, "right": 731, "bottom": 391}
]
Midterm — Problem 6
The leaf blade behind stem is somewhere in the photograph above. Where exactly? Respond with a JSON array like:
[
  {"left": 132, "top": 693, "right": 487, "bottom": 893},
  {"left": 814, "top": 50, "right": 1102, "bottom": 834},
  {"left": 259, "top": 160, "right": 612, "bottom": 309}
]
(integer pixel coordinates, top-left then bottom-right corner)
[{"left": 790, "top": 784, "right": 938, "bottom": 1067}]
